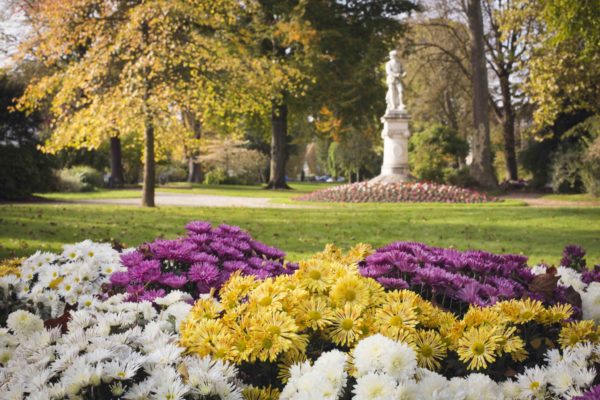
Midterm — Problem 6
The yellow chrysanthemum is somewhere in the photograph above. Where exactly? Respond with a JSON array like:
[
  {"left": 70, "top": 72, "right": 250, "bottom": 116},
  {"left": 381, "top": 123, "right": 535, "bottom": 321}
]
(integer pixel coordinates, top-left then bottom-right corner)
[
  {"left": 329, "top": 304, "right": 364, "bottom": 346},
  {"left": 219, "top": 272, "right": 259, "bottom": 310},
  {"left": 345, "top": 243, "right": 374, "bottom": 264},
  {"left": 457, "top": 326, "right": 501, "bottom": 370},
  {"left": 374, "top": 301, "right": 418, "bottom": 340},
  {"left": 329, "top": 274, "right": 371, "bottom": 311},
  {"left": 414, "top": 329, "right": 447, "bottom": 370},
  {"left": 293, "top": 296, "right": 335, "bottom": 330},
  {"left": 537, "top": 303, "right": 573, "bottom": 324},
  {"left": 249, "top": 310, "right": 301, "bottom": 362},
  {"left": 559, "top": 320, "right": 600, "bottom": 348},
  {"left": 242, "top": 386, "right": 280, "bottom": 400},
  {"left": 247, "top": 279, "right": 286, "bottom": 311},
  {"left": 189, "top": 298, "right": 222, "bottom": 320},
  {"left": 463, "top": 306, "right": 507, "bottom": 328},
  {"left": 497, "top": 326, "right": 528, "bottom": 362},
  {"left": 0, "top": 258, "right": 22, "bottom": 277},
  {"left": 495, "top": 299, "right": 544, "bottom": 324},
  {"left": 296, "top": 260, "right": 333, "bottom": 293},
  {"left": 181, "top": 319, "right": 232, "bottom": 358}
]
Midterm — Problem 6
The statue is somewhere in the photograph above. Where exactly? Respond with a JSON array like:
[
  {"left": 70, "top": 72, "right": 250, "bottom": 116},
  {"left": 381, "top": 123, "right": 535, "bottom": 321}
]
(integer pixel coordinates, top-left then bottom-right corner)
[{"left": 385, "top": 50, "right": 406, "bottom": 113}]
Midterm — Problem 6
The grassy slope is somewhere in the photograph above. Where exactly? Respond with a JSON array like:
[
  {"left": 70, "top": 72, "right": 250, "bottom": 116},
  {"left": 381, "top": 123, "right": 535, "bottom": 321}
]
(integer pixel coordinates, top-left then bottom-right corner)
[{"left": 1, "top": 202, "right": 599, "bottom": 266}]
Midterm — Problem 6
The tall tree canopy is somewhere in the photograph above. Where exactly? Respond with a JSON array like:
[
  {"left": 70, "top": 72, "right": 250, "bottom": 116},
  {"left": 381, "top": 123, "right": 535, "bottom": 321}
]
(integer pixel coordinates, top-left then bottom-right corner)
[{"left": 16, "top": 0, "right": 263, "bottom": 206}]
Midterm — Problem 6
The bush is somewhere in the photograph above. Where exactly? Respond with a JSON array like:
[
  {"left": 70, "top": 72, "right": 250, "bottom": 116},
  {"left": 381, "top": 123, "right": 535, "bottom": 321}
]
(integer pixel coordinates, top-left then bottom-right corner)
[
  {"left": 56, "top": 165, "right": 104, "bottom": 192},
  {"left": 0, "top": 144, "right": 56, "bottom": 200},
  {"left": 203, "top": 168, "right": 228, "bottom": 185},
  {"left": 551, "top": 144, "right": 585, "bottom": 193},
  {"left": 156, "top": 164, "right": 188, "bottom": 184},
  {"left": 582, "top": 136, "right": 600, "bottom": 196},
  {"left": 409, "top": 124, "right": 469, "bottom": 184}
]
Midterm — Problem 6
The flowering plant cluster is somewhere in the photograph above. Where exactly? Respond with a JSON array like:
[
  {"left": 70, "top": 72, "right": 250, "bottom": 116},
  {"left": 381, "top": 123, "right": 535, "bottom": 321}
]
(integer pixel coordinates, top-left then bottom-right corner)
[
  {"left": 359, "top": 241, "right": 596, "bottom": 315},
  {"left": 0, "top": 240, "right": 125, "bottom": 320},
  {"left": 0, "top": 293, "right": 245, "bottom": 399},
  {"left": 295, "top": 181, "right": 499, "bottom": 203},
  {"left": 180, "top": 245, "right": 596, "bottom": 395},
  {"left": 282, "top": 334, "right": 600, "bottom": 400},
  {"left": 109, "top": 221, "right": 297, "bottom": 303},
  {"left": 2, "top": 223, "right": 600, "bottom": 399}
]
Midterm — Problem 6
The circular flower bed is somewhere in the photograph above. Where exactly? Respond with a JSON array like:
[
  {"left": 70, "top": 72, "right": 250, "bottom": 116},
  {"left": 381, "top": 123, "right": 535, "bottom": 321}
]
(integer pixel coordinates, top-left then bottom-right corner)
[{"left": 295, "top": 181, "right": 499, "bottom": 203}]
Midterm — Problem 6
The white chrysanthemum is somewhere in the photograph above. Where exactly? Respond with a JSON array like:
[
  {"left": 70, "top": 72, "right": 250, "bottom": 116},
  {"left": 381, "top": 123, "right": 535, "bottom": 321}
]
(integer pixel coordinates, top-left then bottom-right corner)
[
  {"left": 516, "top": 366, "right": 546, "bottom": 399},
  {"left": 547, "top": 366, "right": 575, "bottom": 396},
  {"left": 530, "top": 265, "right": 547, "bottom": 275},
  {"left": 464, "top": 373, "right": 500, "bottom": 400},
  {"left": 381, "top": 341, "right": 417, "bottom": 380},
  {"left": 154, "top": 290, "right": 193, "bottom": 306},
  {"left": 353, "top": 372, "right": 398, "bottom": 400},
  {"left": 556, "top": 266, "right": 586, "bottom": 293},
  {"left": 414, "top": 369, "right": 447, "bottom": 399},
  {"left": 352, "top": 334, "right": 394, "bottom": 377},
  {"left": 501, "top": 380, "right": 521, "bottom": 399},
  {"left": 581, "top": 282, "right": 600, "bottom": 323},
  {"left": 160, "top": 302, "right": 193, "bottom": 331},
  {"left": 6, "top": 310, "right": 44, "bottom": 336}
]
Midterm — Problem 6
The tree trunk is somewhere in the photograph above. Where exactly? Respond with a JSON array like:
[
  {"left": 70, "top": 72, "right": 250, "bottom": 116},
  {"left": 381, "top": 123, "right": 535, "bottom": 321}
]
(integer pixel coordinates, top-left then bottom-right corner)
[
  {"left": 109, "top": 136, "right": 125, "bottom": 188},
  {"left": 466, "top": 0, "right": 497, "bottom": 188},
  {"left": 265, "top": 101, "right": 291, "bottom": 189},
  {"left": 182, "top": 110, "right": 202, "bottom": 183},
  {"left": 141, "top": 118, "right": 155, "bottom": 207},
  {"left": 499, "top": 72, "right": 518, "bottom": 181}
]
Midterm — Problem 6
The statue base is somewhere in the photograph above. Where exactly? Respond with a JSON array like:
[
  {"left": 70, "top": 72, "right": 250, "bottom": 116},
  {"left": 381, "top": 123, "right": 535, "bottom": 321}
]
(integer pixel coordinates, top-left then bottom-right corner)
[{"left": 370, "top": 109, "right": 412, "bottom": 184}]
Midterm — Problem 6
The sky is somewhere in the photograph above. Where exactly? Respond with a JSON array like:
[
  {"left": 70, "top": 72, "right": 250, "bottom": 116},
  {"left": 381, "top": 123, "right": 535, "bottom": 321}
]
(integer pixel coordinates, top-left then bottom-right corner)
[{"left": 0, "top": 0, "right": 28, "bottom": 68}]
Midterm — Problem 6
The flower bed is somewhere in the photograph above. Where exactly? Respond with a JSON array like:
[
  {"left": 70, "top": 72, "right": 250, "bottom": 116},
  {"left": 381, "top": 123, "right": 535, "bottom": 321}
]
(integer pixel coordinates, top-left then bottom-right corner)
[
  {"left": 108, "top": 221, "right": 297, "bottom": 302},
  {"left": 1, "top": 222, "right": 599, "bottom": 399},
  {"left": 294, "top": 181, "right": 499, "bottom": 203},
  {"left": 359, "top": 242, "right": 599, "bottom": 318}
]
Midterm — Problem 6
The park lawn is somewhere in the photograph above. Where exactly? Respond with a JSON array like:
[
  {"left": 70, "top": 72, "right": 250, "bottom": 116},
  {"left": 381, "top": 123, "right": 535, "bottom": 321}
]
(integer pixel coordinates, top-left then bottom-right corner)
[
  {"left": 36, "top": 182, "right": 338, "bottom": 201},
  {"left": 1, "top": 202, "right": 599, "bottom": 266}
]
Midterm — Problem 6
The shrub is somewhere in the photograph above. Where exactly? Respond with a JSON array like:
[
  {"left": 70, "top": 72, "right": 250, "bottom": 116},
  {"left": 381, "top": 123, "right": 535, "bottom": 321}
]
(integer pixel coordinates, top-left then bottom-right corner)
[
  {"left": 203, "top": 168, "right": 228, "bottom": 185},
  {"left": 582, "top": 136, "right": 600, "bottom": 196},
  {"left": 551, "top": 144, "right": 586, "bottom": 193},
  {"left": 156, "top": 163, "right": 188, "bottom": 184},
  {"left": 0, "top": 144, "right": 56, "bottom": 200},
  {"left": 56, "top": 165, "right": 104, "bottom": 192},
  {"left": 409, "top": 124, "right": 469, "bottom": 184}
]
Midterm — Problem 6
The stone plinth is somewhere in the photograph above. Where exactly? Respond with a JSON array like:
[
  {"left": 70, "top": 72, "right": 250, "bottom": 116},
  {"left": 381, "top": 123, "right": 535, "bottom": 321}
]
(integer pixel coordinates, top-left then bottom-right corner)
[{"left": 370, "top": 110, "right": 411, "bottom": 184}]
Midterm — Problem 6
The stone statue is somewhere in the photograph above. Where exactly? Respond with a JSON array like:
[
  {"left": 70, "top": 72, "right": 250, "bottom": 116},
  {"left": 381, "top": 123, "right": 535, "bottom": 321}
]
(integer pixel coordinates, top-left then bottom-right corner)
[{"left": 385, "top": 50, "right": 406, "bottom": 113}]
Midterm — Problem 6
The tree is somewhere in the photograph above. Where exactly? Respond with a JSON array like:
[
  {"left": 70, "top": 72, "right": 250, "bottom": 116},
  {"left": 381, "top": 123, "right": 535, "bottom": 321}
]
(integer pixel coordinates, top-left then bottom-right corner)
[
  {"left": 511, "top": 0, "right": 600, "bottom": 126},
  {"left": 402, "top": 19, "right": 472, "bottom": 139},
  {"left": 481, "top": 0, "right": 535, "bottom": 181},
  {"left": 466, "top": 0, "right": 497, "bottom": 187},
  {"left": 15, "top": 0, "right": 257, "bottom": 206}
]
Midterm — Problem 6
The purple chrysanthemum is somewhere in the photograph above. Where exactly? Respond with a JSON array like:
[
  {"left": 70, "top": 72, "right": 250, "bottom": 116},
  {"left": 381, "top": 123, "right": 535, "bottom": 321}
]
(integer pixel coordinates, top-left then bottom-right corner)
[
  {"left": 108, "top": 221, "right": 293, "bottom": 302},
  {"left": 572, "top": 385, "right": 600, "bottom": 400}
]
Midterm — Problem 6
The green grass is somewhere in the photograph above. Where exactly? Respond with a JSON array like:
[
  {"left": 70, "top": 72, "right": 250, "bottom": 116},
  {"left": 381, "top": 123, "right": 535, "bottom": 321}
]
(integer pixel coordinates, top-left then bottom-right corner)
[
  {"left": 36, "top": 182, "right": 337, "bottom": 201},
  {"left": 1, "top": 202, "right": 599, "bottom": 266}
]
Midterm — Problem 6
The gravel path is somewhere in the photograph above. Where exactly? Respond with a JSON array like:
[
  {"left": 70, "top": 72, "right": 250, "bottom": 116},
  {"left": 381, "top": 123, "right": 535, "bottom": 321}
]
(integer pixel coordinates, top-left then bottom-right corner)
[
  {"left": 65, "top": 192, "right": 311, "bottom": 209},
  {"left": 499, "top": 193, "right": 600, "bottom": 207}
]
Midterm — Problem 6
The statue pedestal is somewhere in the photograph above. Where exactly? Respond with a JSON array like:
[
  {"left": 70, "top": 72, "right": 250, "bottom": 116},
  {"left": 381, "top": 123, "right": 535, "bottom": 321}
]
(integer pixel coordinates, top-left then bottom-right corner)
[{"left": 370, "top": 110, "right": 411, "bottom": 184}]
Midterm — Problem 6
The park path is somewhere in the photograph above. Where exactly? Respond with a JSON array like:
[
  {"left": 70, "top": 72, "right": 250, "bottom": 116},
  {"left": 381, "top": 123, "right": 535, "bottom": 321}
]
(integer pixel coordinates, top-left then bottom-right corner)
[
  {"left": 49, "top": 192, "right": 598, "bottom": 208},
  {"left": 499, "top": 193, "right": 600, "bottom": 207},
  {"left": 66, "top": 192, "right": 312, "bottom": 209}
]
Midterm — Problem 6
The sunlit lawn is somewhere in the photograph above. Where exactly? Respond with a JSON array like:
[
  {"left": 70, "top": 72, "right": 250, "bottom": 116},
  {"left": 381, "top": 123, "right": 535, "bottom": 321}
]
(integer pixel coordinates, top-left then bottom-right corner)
[
  {"left": 1, "top": 201, "right": 599, "bottom": 266},
  {"left": 36, "top": 182, "right": 338, "bottom": 201}
]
